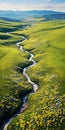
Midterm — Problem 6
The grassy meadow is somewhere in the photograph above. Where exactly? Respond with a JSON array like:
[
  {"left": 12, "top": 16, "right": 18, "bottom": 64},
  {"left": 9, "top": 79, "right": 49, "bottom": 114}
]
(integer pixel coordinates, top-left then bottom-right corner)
[
  {"left": 8, "top": 20, "right": 65, "bottom": 130},
  {"left": 0, "top": 19, "right": 65, "bottom": 129}
]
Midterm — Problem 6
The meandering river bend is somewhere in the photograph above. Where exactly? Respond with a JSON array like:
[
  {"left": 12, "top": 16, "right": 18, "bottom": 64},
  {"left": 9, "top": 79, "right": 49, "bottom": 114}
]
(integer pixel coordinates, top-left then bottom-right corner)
[{"left": 2, "top": 36, "right": 38, "bottom": 130}]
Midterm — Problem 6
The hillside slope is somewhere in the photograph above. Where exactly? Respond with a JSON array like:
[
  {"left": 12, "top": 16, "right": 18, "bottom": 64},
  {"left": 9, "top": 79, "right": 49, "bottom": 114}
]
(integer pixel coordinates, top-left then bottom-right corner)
[{"left": 7, "top": 20, "right": 65, "bottom": 130}]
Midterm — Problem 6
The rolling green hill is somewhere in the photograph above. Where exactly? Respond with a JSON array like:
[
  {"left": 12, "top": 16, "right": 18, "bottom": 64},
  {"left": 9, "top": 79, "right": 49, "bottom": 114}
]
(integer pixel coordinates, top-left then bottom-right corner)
[{"left": 8, "top": 20, "right": 65, "bottom": 130}]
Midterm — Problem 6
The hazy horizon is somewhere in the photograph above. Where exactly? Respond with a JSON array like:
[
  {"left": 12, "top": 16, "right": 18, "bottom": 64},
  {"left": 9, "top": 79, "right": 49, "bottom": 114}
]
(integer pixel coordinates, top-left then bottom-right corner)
[{"left": 0, "top": 9, "right": 65, "bottom": 12}]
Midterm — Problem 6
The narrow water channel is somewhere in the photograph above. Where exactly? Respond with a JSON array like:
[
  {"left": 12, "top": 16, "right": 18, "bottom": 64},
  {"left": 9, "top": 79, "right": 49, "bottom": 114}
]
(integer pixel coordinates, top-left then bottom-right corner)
[{"left": 2, "top": 36, "right": 38, "bottom": 130}]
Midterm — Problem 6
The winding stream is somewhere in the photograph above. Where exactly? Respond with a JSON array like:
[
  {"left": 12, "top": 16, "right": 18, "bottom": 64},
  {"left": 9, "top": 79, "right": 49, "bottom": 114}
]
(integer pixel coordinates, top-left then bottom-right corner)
[{"left": 2, "top": 36, "right": 38, "bottom": 130}]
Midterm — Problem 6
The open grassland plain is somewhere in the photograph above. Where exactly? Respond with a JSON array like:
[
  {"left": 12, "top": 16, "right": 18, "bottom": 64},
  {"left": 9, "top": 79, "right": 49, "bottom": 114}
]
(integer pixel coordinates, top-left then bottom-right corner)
[
  {"left": 8, "top": 20, "right": 65, "bottom": 130},
  {"left": 0, "top": 20, "right": 33, "bottom": 126}
]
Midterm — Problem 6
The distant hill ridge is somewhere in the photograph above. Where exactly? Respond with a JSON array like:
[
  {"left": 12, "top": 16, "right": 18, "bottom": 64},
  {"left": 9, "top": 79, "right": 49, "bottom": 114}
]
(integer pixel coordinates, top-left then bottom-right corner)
[{"left": 0, "top": 10, "right": 65, "bottom": 21}]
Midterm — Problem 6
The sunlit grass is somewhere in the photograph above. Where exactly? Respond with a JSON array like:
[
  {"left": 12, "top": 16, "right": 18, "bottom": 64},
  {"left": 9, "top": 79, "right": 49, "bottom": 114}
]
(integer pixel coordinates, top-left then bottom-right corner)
[{"left": 8, "top": 20, "right": 65, "bottom": 130}]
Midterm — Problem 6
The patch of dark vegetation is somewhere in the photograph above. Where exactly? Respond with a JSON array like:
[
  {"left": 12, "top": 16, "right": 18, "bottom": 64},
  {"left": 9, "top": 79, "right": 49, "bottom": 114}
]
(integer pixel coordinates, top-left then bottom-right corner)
[
  {"left": 0, "top": 27, "right": 17, "bottom": 33},
  {"left": 0, "top": 34, "right": 11, "bottom": 40},
  {"left": 0, "top": 25, "right": 30, "bottom": 33},
  {"left": 15, "top": 60, "right": 33, "bottom": 73}
]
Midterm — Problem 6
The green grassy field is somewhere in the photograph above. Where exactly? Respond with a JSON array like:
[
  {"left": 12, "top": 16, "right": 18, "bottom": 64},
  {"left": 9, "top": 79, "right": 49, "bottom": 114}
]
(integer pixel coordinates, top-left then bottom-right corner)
[
  {"left": 8, "top": 20, "right": 65, "bottom": 130},
  {"left": 0, "top": 19, "right": 65, "bottom": 129}
]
